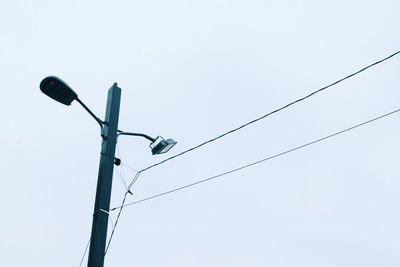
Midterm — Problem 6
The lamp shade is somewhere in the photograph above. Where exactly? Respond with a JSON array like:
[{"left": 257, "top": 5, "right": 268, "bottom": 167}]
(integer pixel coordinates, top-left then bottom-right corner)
[
  {"left": 40, "top": 76, "right": 78, "bottom": 105},
  {"left": 151, "top": 137, "right": 177, "bottom": 155}
]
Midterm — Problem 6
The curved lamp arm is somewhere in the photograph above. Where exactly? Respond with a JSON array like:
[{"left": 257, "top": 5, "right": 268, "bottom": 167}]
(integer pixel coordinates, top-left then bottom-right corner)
[
  {"left": 39, "top": 76, "right": 104, "bottom": 133},
  {"left": 117, "top": 130, "right": 156, "bottom": 142},
  {"left": 39, "top": 76, "right": 177, "bottom": 155},
  {"left": 76, "top": 98, "right": 105, "bottom": 130},
  {"left": 117, "top": 131, "right": 176, "bottom": 155}
]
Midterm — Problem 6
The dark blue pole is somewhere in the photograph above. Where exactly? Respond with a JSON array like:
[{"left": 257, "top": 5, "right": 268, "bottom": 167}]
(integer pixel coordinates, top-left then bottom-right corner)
[{"left": 87, "top": 83, "right": 121, "bottom": 267}]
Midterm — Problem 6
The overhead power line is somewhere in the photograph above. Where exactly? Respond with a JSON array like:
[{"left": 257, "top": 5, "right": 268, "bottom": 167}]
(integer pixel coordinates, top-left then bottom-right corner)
[
  {"left": 79, "top": 209, "right": 116, "bottom": 266},
  {"left": 139, "top": 50, "right": 400, "bottom": 173},
  {"left": 78, "top": 238, "right": 91, "bottom": 267},
  {"left": 113, "top": 107, "right": 400, "bottom": 210},
  {"left": 106, "top": 50, "right": 400, "bottom": 256},
  {"left": 105, "top": 171, "right": 141, "bottom": 255}
]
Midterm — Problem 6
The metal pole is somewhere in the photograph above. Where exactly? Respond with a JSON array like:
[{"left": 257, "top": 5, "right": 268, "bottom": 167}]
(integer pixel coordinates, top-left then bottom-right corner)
[{"left": 87, "top": 83, "right": 121, "bottom": 267}]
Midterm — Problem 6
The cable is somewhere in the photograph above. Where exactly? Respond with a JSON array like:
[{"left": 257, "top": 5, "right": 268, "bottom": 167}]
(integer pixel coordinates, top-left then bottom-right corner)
[
  {"left": 78, "top": 237, "right": 91, "bottom": 267},
  {"left": 121, "top": 162, "right": 139, "bottom": 174},
  {"left": 78, "top": 208, "right": 116, "bottom": 266},
  {"left": 113, "top": 107, "right": 400, "bottom": 209},
  {"left": 104, "top": 165, "right": 142, "bottom": 255},
  {"left": 117, "top": 141, "right": 140, "bottom": 173},
  {"left": 105, "top": 172, "right": 141, "bottom": 255},
  {"left": 104, "top": 193, "right": 128, "bottom": 255},
  {"left": 104, "top": 143, "right": 142, "bottom": 255},
  {"left": 139, "top": 50, "right": 400, "bottom": 173},
  {"left": 117, "top": 144, "right": 140, "bottom": 175},
  {"left": 115, "top": 167, "right": 128, "bottom": 191},
  {"left": 105, "top": 50, "right": 400, "bottom": 257},
  {"left": 127, "top": 170, "right": 141, "bottom": 190},
  {"left": 108, "top": 211, "right": 115, "bottom": 229},
  {"left": 115, "top": 145, "right": 129, "bottom": 190}
]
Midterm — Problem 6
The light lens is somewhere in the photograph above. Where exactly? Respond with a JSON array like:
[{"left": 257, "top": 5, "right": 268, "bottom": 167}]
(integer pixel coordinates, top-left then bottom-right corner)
[{"left": 151, "top": 137, "right": 177, "bottom": 155}]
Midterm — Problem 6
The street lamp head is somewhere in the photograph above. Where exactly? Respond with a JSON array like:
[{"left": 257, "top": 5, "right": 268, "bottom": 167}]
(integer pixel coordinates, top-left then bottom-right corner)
[
  {"left": 40, "top": 76, "right": 78, "bottom": 106},
  {"left": 150, "top": 136, "right": 177, "bottom": 155}
]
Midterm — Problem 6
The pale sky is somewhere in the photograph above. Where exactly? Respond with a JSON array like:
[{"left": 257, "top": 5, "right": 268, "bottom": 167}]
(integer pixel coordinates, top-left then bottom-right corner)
[{"left": 1, "top": 1, "right": 399, "bottom": 266}]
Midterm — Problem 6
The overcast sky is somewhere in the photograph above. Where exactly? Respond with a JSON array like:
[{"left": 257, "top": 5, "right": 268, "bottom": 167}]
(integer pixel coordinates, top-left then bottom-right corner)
[{"left": 1, "top": 0, "right": 400, "bottom": 266}]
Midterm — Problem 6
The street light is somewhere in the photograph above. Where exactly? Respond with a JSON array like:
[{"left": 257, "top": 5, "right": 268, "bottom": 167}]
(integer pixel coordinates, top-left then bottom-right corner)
[
  {"left": 40, "top": 76, "right": 104, "bottom": 129},
  {"left": 39, "top": 76, "right": 177, "bottom": 267},
  {"left": 117, "top": 131, "right": 177, "bottom": 155},
  {"left": 39, "top": 76, "right": 176, "bottom": 154},
  {"left": 150, "top": 136, "right": 177, "bottom": 155}
]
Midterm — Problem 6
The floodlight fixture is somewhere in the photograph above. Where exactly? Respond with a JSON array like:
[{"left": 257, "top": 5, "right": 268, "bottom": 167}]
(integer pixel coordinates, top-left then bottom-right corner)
[
  {"left": 117, "top": 131, "right": 177, "bottom": 155},
  {"left": 40, "top": 76, "right": 78, "bottom": 106},
  {"left": 150, "top": 136, "right": 177, "bottom": 155}
]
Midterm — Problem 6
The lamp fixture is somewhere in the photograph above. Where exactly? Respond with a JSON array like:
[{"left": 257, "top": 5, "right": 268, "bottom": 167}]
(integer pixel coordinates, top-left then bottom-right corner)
[
  {"left": 40, "top": 76, "right": 78, "bottom": 106},
  {"left": 150, "top": 136, "right": 177, "bottom": 155}
]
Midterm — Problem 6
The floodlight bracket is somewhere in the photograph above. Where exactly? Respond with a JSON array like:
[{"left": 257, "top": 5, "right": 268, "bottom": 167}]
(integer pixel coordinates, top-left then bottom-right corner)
[
  {"left": 75, "top": 98, "right": 105, "bottom": 136},
  {"left": 117, "top": 130, "right": 156, "bottom": 142},
  {"left": 117, "top": 131, "right": 177, "bottom": 155}
]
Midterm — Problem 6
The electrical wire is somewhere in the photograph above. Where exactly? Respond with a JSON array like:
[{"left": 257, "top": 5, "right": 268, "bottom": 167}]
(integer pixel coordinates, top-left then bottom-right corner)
[
  {"left": 104, "top": 171, "right": 141, "bottom": 255},
  {"left": 105, "top": 50, "right": 400, "bottom": 257},
  {"left": 113, "top": 107, "right": 400, "bottom": 210},
  {"left": 139, "top": 50, "right": 400, "bottom": 173},
  {"left": 104, "top": 193, "right": 128, "bottom": 255},
  {"left": 127, "top": 170, "right": 141, "bottom": 190},
  {"left": 115, "top": 167, "right": 128, "bottom": 191},
  {"left": 108, "top": 211, "right": 115, "bottom": 229},
  {"left": 121, "top": 162, "right": 140, "bottom": 173},
  {"left": 115, "top": 145, "right": 129, "bottom": 190},
  {"left": 78, "top": 237, "right": 91, "bottom": 267},
  {"left": 105, "top": 143, "right": 142, "bottom": 255},
  {"left": 117, "top": 142, "right": 140, "bottom": 173},
  {"left": 78, "top": 208, "right": 116, "bottom": 266},
  {"left": 116, "top": 144, "right": 141, "bottom": 189}
]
